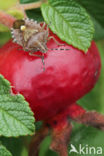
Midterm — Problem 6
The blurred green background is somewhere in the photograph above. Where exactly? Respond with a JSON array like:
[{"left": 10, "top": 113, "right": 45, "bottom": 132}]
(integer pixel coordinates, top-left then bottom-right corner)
[{"left": 0, "top": 0, "right": 104, "bottom": 156}]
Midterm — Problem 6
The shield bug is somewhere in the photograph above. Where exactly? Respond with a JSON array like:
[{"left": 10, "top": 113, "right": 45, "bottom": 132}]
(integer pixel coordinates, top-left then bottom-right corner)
[{"left": 11, "top": 18, "right": 64, "bottom": 69}]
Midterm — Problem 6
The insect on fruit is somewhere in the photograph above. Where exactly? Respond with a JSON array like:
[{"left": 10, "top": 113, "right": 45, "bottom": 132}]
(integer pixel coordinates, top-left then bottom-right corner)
[
  {"left": 11, "top": 18, "right": 63, "bottom": 67},
  {"left": 0, "top": 8, "right": 104, "bottom": 156}
]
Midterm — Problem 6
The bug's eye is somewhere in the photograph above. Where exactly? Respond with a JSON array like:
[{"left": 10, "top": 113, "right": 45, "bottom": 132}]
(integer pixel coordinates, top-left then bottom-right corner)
[{"left": 13, "top": 20, "right": 25, "bottom": 29}]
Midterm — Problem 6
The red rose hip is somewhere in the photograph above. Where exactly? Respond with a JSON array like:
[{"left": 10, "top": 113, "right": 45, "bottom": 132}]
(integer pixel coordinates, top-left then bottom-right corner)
[{"left": 0, "top": 33, "right": 101, "bottom": 121}]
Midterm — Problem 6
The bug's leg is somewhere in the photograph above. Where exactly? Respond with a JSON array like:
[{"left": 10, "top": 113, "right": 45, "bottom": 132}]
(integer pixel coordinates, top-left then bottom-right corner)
[
  {"left": 46, "top": 24, "right": 49, "bottom": 33},
  {"left": 31, "top": 41, "right": 47, "bottom": 70},
  {"left": 47, "top": 48, "right": 51, "bottom": 51},
  {"left": 18, "top": 47, "right": 28, "bottom": 51},
  {"left": 42, "top": 21, "right": 51, "bottom": 31},
  {"left": 36, "top": 41, "right": 47, "bottom": 53},
  {"left": 29, "top": 52, "right": 45, "bottom": 71},
  {"left": 42, "top": 54, "right": 45, "bottom": 71},
  {"left": 41, "top": 22, "right": 46, "bottom": 30},
  {"left": 18, "top": 46, "right": 27, "bottom": 51},
  {"left": 29, "top": 52, "right": 41, "bottom": 57},
  {"left": 48, "top": 36, "right": 65, "bottom": 46},
  {"left": 18, "top": 48, "right": 23, "bottom": 51}
]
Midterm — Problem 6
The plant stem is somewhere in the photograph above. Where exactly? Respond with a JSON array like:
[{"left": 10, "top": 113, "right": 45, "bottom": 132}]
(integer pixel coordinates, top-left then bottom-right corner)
[
  {"left": 29, "top": 124, "right": 49, "bottom": 156},
  {"left": 20, "top": 2, "right": 42, "bottom": 10},
  {"left": 0, "top": 0, "right": 48, "bottom": 28},
  {"left": 15, "top": 0, "right": 47, "bottom": 11},
  {"left": 0, "top": 10, "right": 16, "bottom": 28}
]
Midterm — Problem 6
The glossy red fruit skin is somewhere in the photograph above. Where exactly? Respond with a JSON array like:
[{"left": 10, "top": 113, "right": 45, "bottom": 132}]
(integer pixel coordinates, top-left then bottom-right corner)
[{"left": 0, "top": 32, "right": 101, "bottom": 121}]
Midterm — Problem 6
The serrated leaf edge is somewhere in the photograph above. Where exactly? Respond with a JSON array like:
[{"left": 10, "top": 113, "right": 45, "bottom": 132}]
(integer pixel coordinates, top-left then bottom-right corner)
[
  {"left": 0, "top": 74, "right": 35, "bottom": 137},
  {"left": 41, "top": 2, "right": 94, "bottom": 52}
]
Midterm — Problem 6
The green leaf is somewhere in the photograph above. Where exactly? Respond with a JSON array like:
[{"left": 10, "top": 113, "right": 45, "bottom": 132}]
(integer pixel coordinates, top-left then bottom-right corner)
[
  {"left": 0, "top": 74, "right": 35, "bottom": 137},
  {"left": 76, "top": 0, "right": 104, "bottom": 28},
  {"left": 7, "top": 10, "right": 24, "bottom": 20},
  {"left": 26, "top": 8, "right": 44, "bottom": 22},
  {"left": 0, "top": 32, "right": 11, "bottom": 47},
  {"left": 1, "top": 137, "right": 24, "bottom": 156},
  {"left": 0, "top": 25, "right": 9, "bottom": 32},
  {"left": 76, "top": 0, "right": 104, "bottom": 40},
  {"left": 41, "top": 0, "right": 94, "bottom": 52},
  {"left": 0, "top": 0, "right": 17, "bottom": 11},
  {"left": 39, "top": 136, "right": 58, "bottom": 156},
  {"left": 92, "top": 17, "right": 104, "bottom": 41},
  {"left": 20, "top": 0, "right": 39, "bottom": 4},
  {"left": 69, "top": 125, "right": 104, "bottom": 156},
  {"left": 0, "top": 144, "right": 12, "bottom": 156}
]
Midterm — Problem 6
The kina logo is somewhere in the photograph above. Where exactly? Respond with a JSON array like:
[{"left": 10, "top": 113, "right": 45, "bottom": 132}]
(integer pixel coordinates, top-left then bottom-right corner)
[{"left": 69, "top": 144, "right": 103, "bottom": 155}]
